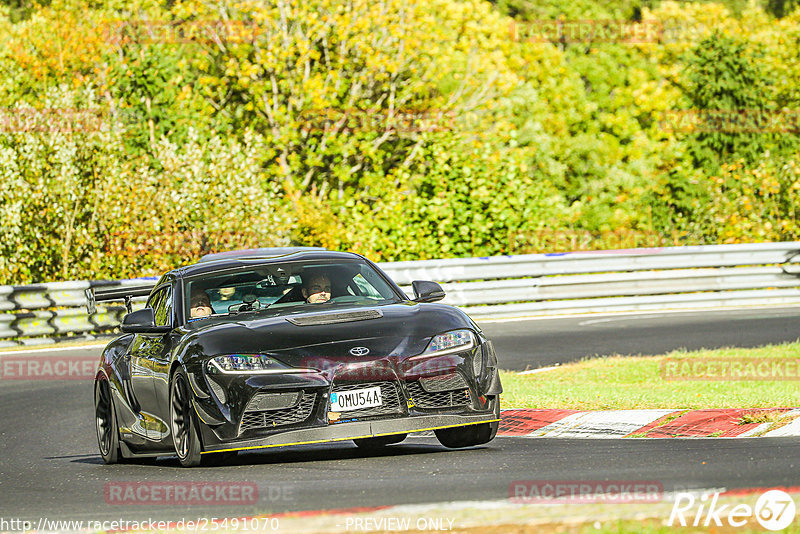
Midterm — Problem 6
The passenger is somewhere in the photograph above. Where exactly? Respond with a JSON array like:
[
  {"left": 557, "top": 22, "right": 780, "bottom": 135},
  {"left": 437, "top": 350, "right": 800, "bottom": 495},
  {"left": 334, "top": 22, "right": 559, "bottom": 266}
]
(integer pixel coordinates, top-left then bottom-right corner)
[
  {"left": 218, "top": 287, "right": 236, "bottom": 301},
  {"left": 301, "top": 272, "right": 331, "bottom": 304},
  {"left": 190, "top": 289, "right": 214, "bottom": 318}
]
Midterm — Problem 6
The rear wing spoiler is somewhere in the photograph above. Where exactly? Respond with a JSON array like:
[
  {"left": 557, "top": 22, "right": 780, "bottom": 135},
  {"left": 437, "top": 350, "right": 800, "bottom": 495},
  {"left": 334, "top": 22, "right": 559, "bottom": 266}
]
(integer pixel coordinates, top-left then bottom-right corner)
[{"left": 85, "top": 284, "right": 155, "bottom": 315}]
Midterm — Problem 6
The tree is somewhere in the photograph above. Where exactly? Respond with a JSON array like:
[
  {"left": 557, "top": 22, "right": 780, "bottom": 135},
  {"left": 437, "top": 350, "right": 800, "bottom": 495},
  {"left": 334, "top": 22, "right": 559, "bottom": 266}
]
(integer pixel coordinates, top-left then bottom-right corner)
[{"left": 682, "top": 32, "right": 775, "bottom": 171}]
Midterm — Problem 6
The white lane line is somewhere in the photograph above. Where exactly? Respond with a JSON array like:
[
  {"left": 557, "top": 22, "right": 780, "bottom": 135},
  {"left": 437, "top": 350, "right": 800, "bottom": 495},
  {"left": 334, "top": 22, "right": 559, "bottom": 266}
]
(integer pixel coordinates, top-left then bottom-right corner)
[
  {"left": 0, "top": 343, "right": 106, "bottom": 356},
  {"left": 519, "top": 366, "right": 559, "bottom": 375},
  {"left": 477, "top": 303, "right": 800, "bottom": 324},
  {"left": 578, "top": 318, "right": 616, "bottom": 326},
  {"left": 527, "top": 410, "right": 676, "bottom": 438},
  {"left": 578, "top": 314, "right": 665, "bottom": 326}
]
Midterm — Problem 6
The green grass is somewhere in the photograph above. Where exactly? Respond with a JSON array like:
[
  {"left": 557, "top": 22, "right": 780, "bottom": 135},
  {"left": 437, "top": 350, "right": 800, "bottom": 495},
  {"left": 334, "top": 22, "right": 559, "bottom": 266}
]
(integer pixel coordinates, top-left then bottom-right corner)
[
  {"left": 737, "top": 410, "right": 787, "bottom": 424},
  {"left": 501, "top": 342, "right": 800, "bottom": 410}
]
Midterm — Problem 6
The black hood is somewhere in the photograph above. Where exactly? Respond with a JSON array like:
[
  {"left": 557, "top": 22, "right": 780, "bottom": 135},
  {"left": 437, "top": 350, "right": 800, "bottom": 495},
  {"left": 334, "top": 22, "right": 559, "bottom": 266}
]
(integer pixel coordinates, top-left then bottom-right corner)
[{"left": 176, "top": 301, "right": 474, "bottom": 366}]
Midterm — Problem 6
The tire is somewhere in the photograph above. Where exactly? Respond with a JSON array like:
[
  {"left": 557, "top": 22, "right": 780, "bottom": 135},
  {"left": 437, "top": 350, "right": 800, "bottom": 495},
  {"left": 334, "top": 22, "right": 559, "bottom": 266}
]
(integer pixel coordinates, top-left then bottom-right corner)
[
  {"left": 95, "top": 377, "right": 121, "bottom": 464},
  {"left": 170, "top": 368, "right": 203, "bottom": 467},
  {"left": 353, "top": 434, "right": 407, "bottom": 449},
  {"left": 435, "top": 396, "right": 500, "bottom": 449}
]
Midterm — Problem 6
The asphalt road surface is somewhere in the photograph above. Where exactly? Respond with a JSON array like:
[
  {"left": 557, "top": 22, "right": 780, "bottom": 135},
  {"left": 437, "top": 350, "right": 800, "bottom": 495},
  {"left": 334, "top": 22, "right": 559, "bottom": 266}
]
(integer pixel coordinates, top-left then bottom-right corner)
[{"left": 1, "top": 307, "right": 799, "bottom": 523}]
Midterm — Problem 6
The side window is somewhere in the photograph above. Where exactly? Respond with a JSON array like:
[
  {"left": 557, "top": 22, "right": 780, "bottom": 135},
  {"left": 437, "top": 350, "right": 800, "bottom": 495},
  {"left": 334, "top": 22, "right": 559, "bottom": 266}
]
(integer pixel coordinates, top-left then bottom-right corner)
[
  {"left": 359, "top": 267, "right": 396, "bottom": 299},
  {"left": 149, "top": 286, "right": 173, "bottom": 327},
  {"left": 352, "top": 273, "right": 384, "bottom": 299},
  {"left": 146, "top": 290, "right": 163, "bottom": 313}
]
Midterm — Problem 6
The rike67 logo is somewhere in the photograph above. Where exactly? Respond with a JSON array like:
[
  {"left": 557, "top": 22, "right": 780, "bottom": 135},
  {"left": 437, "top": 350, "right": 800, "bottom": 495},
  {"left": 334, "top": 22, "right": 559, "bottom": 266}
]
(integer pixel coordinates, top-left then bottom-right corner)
[{"left": 669, "top": 490, "right": 796, "bottom": 531}]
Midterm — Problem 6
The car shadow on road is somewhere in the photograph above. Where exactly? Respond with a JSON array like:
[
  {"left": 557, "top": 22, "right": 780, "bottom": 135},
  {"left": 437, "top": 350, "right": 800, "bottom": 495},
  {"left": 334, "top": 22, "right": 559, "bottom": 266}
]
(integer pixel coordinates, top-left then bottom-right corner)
[
  {"left": 44, "top": 453, "right": 105, "bottom": 464},
  {"left": 57, "top": 440, "right": 499, "bottom": 469},
  {"left": 97, "top": 443, "right": 494, "bottom": 469},
  {"left": 164, "top": 441, "right": 457, "bottom": 469}
]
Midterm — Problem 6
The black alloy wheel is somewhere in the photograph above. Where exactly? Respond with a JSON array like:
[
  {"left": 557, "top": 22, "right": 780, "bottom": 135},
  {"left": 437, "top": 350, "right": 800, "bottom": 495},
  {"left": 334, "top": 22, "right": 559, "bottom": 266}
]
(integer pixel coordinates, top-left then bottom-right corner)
[
  {"left": 95, "top": 377, "right": 120, "bottom": 464},
  {"left": 170, "top": 369, "right": 202, "bottom": 467}
]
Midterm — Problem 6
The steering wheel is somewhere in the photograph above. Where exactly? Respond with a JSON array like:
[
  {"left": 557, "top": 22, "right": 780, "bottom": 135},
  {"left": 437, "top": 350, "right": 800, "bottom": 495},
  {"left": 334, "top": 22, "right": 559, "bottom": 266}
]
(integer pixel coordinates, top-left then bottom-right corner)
[{"left": 229, "top": 294, "right": 262, "bottom": 313}]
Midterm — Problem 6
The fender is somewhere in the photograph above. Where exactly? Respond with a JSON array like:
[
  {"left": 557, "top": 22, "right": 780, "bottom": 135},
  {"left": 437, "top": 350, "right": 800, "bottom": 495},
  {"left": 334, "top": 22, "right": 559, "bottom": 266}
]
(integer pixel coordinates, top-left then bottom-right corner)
[{"left": 102, "top": 334, "right": 140, "bottom": 414}]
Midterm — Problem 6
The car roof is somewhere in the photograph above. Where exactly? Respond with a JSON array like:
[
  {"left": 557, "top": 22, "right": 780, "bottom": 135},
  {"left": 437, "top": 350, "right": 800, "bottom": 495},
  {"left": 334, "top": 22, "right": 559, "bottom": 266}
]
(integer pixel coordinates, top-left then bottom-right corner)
[
  {"left": 198, "top": 247, "right": 327, "bottom": 263},
  {"left": 173, "top": 250, "right": 365, "bottom": 279}
]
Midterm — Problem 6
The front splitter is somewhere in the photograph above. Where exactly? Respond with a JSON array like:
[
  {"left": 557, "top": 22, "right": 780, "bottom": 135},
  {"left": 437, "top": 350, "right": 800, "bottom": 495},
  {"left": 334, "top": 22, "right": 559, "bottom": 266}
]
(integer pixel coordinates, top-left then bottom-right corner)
[{"left": 202, "top": 413, "right": 499, "bottom": 454}]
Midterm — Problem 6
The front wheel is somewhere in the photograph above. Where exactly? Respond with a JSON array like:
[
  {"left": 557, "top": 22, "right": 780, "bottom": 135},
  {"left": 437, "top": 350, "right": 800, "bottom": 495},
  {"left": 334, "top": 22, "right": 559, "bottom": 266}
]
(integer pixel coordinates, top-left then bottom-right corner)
[
  {"left": 95, "top": 377, "right": 121, "bottom": 464},
  {"left": 170, "top": 369, "right": 202, "bottom": 467},
  {"left": 435, "top": 397, "right": 500, "bottom": 448}
]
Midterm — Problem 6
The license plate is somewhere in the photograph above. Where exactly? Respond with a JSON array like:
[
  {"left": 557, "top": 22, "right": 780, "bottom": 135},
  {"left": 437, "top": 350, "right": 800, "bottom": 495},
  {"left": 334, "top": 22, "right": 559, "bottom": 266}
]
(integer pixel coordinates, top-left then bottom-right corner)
[{"left": 330, "top": 386, "right": 382, "bottom": 412}]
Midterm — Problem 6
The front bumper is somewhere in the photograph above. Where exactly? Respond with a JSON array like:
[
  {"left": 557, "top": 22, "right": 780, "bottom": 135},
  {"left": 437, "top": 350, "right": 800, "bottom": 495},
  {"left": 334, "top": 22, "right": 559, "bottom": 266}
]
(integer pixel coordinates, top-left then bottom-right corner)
[
  {"left": 202, "top": 412, "right": 499, "bottom": 454},
  {"left": 189, "top": 339, "right": 502, "bottom": 452}
]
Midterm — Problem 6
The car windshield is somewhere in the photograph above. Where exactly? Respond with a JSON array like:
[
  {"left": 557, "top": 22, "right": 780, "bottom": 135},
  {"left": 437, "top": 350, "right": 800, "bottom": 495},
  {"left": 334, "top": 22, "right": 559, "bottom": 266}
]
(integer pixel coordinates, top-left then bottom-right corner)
[{"left": 184, "top": 258, "right": 401, "bottom": 321}]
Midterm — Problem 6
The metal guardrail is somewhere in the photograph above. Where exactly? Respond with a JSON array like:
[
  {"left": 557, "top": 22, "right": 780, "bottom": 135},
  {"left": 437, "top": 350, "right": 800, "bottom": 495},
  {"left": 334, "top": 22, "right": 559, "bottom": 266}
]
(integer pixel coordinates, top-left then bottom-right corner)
[
  {"left": 2, "top": 242, "right": 799, "bottom": 346},
  {"left": 0, "top": 279, "right": 153, "bottom": 347},
  {"left": 384, "top": 242, "right": 800, "bottom": 319}
]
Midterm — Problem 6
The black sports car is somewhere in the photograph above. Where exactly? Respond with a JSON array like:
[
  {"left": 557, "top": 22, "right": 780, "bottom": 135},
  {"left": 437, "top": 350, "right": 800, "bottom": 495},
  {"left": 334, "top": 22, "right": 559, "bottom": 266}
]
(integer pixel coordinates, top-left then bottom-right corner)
[{"left": 90, "top": 248, "right": 502, "bottom": 467}]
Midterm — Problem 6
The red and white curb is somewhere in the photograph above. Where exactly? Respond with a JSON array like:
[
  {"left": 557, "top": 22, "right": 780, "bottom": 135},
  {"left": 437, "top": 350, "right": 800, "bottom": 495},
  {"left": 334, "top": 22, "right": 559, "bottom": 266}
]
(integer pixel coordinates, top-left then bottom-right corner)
[
  {"left": 498, "top": 408, "right": 800, "bottom": 438},
  {"left": 95, "top": 487, "right": 800, "bottom": 533}
]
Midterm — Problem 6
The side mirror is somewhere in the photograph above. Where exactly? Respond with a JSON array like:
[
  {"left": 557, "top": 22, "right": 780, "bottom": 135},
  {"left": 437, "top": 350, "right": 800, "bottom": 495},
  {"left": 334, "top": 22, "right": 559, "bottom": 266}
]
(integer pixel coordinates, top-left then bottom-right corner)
[
  {"left": 411, "top": 280, "right": 446, "bottom": 303},
  {"left": 121, "top": 308, "right": 171, "bottom": 334}
]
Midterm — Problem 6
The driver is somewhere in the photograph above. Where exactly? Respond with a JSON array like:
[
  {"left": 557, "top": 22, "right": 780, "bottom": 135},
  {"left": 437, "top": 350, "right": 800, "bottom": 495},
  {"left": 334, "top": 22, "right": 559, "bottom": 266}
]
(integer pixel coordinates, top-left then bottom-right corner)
[
  {"left": 190, "top": 289, "right": 214, "bottom": 318},
  {"left": 301, "top": 272, "right": 331, "bottom": 304}
]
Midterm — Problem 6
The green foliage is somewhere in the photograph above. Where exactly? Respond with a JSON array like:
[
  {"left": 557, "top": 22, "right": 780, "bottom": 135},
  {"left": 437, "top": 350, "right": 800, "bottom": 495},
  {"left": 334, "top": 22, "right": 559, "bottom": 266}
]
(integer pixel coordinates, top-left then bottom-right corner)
[
  {"left": 0, "top": 0, "right": 49, "bottom": 22},
  {"left": 703, "top": 157, "right": 800, "bottom": 242},
  {"left": 0, "top": 86, "right": 109, "bottom": 281},
  {"left": 349, "top": 137, "right": 567, "bottom": 260},
  {"left": 108, "top": 47, "right": 190, "bottom": 154},
  {"left": 2, "top": 0, "right": 800, "bottom": 284},
  {"left": 682, "top": 32, "right": 775, "bottom": 169},
  {"left": 765, "top": 0, "right": 800, "bottom": 17},
  {"left": 0, "top": 87, "right": 287, "bottom": 282}
]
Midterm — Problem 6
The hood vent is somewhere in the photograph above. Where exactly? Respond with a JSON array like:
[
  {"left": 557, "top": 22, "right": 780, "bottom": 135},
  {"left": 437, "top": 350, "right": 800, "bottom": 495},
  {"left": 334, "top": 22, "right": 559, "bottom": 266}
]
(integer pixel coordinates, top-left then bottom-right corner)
[{"left": 286, "top": 309, "right": 383, "bottom": 326}]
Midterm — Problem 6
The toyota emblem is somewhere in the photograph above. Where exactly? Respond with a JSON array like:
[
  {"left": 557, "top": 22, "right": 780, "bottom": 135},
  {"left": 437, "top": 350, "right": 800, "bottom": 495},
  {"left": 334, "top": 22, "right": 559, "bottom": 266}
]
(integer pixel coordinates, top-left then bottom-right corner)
[{"left": 349, "top": 346, "right": 370, "bottom": 356}]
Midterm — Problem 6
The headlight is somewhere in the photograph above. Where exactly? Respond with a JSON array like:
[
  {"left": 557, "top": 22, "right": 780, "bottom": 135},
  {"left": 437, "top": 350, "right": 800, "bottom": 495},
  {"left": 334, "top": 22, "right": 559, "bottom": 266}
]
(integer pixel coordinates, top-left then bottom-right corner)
[
  {"left": 207, "top": 354, "right": 290, "bottom": 374},
  {"left": 412, "top": 329, "right": 475, "bottom": 359}
]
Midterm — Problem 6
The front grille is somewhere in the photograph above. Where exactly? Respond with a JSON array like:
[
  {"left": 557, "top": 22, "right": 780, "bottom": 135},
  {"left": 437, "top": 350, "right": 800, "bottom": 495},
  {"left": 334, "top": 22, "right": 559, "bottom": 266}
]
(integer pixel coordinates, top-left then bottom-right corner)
[
  {"left": 247, "top": 391, "right": 300, "bottom": 411},
  {"left": 239, "top": 391, "right": 316, "bottom": 434},
  {"left": 330, "top": 381, "right": 404, "bottom": 418},
  {"left": 419, "top": 372, "right": 469, "bottom": 392},
  {"left": 407, "top": 381, "right": 471, "bottom": 409}
]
